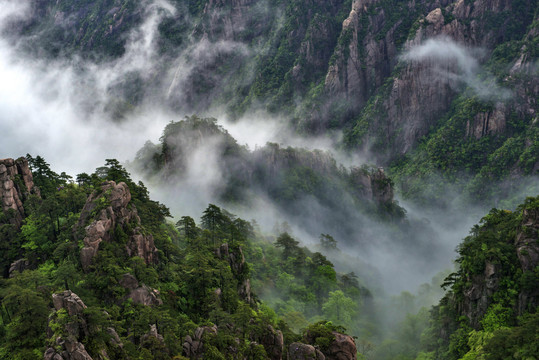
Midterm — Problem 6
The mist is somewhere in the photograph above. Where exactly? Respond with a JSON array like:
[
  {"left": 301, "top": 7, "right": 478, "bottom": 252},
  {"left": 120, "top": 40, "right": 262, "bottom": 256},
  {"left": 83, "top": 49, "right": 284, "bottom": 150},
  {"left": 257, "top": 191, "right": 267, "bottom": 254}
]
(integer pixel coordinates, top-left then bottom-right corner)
[
  {"left": 1, "top": 2, "right": 535, "bottom": 354},
  {"left": 401, "top": 36, "right": 513, "bottom": 101}
]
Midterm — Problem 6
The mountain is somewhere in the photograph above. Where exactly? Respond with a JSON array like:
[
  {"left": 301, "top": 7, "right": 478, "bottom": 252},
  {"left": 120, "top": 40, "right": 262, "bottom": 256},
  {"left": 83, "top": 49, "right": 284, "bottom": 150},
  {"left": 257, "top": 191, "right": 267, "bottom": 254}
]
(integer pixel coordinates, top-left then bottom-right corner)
[
  {"left": 4, "top": 0, "right": 537, "bottom": 209},
  {"left": 0, "top": 156, "right": 365, "bottom": 359}
]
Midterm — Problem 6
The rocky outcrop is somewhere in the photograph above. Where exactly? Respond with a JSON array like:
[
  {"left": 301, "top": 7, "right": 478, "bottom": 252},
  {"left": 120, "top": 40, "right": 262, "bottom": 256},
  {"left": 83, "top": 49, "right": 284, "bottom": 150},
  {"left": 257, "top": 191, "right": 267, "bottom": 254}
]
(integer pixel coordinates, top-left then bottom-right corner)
[
  {"left": 256, "top": 325, "right": 284, "bottom": 360},
  {"left": 45, "top": 291, "right": 93, "bottom": 360},
  {"left": 326, "top": 332, "right": 357, "bottom": 360},
  {"left": 140, "top": 324, "right": 165, "bottom": 345},
  {"left": 349, "top": 167, "right": 394, "bottom": 204},
  {"left": 217, "top": 243, "right": 253, "bottom": 304},
  {"left": 466, "top": 104, "right": 507, "bottom": 139},
  {"left": 9, "top": 258, "right": 31, "bottom": 277},
  {"left": 325, "top": 0, "right": 536, "bottom": 159},
  {"left": 183, "top": 325, "right": 218, "bottom": 358},
  {"left": 0, "top": 157, "right": 39, "bottom": 227},
  {"left": 289, "top": 342, "right": 326, "bottom": 360},
  {"left": 77, "top": 181, "right": 158, "bottom": 271},
  {"left": 119, "top": 273, "right": 163, "bottom": 306},
  {"left": 324, "top": 0, "right": 401, "bottom": 110},
  {"left": 45, "top": 291, "right": 126, "bottom": 360}
]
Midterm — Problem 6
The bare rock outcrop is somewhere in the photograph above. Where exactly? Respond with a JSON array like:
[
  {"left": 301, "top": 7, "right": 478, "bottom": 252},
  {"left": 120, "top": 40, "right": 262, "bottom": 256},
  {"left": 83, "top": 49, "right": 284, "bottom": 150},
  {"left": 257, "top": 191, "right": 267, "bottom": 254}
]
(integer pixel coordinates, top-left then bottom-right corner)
[
  {"left": 140, "top": 324, "right": 165, "bottom": 344},
  {"left": 349, "top": 167, "right": 394, "bottom": 204},
  {"left": 45, "top": 291, "right": 93, "bottom": 360},
  {"left": 0, "top": 157, "right": 39, "bottom": 227},
  {"left": 77, "top": 181, "right": 158, "bottom": 271},
  {"left": 9, "top": 258, "right": 31, "bottom": 277},
  {"left": 217, "top": 243, "right": 253, "bottom": 304},
  {"left": 289, "top": 342, "right": 326, "bottom": 360},
  {"left": 256, "top": 325, "right": 284, "bottom": 360},
  {"left": 183, "top": 325, "right": 218, "bottom": 358},
  {"left": 120, "top": 273, "right": 163, "bottom": 306},
  {"left": 326, "top": 332, "right": 357, "bottom": 360}
]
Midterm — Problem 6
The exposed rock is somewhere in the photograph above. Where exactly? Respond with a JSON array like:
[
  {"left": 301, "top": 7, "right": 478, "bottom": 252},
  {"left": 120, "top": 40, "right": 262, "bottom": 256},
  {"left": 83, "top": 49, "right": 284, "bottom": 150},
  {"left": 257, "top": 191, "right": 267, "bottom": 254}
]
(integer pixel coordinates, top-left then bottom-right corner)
[
  {"left": 466, "top": 104, "right": 507, "bottom": 139},
  {"left": 183, "top": 325, "right": 218, "bottom": 358},
  {"left": 46, "top": 291, "right": 93, "bottom": 360},
  {"left": 217, "top": 243, "right": 253, "bottom": 304},
  {"left": 9, "top": 258, "right": 31, "bottom": 277},
  {"left": 289, "top": 342, "right": 325, "bottom": 360},
  {"left": 326, "top": 332, "right": 357, "bottom": 360},
  {"left": 77, "top": 181, "right": 158, "bottom": 271},
  {"left": 106, "top": 327, "right": 123, "bottom": 348},
  {"left": 52, "top": 290, "right": 88, "bottom": 316},
  {"left": 119, "top": 273, "right": 139, "bottom": 290},
  {"left": 0, "top": 157, "right": 39, "bottom": 227},
  {"left": 140, "top": 324, "right": 164, "bottom": 344},
  {"left": 349, "top": 167, "right": 394, "bottom": 204},
  {"left": 127, "top": 284, "right": 163, "bottom": 306},
  {"left": 257, "top": 325, "right": 284, "bottom": 360}
]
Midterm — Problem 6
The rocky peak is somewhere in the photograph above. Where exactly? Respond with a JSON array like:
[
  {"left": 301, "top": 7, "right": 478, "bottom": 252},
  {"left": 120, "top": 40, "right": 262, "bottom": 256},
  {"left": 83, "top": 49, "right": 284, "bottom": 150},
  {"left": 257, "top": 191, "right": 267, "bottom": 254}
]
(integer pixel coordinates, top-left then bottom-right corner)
[
  {"left": 45, "top": 291, "right": 93, "bottom": 360},
  {"left": 77, "top": 181, "right": 158, "bottom": 271},
  {"left": 0, "top": 157, "right": 39, "bottom": 227}
]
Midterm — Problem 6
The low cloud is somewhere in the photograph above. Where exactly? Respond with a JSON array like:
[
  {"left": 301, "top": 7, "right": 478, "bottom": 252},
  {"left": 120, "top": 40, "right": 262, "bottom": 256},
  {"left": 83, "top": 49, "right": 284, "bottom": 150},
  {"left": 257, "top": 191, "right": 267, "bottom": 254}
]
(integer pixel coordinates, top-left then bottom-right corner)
[{"left": 401, "top": 36, "right": 512, "bottom": 101}]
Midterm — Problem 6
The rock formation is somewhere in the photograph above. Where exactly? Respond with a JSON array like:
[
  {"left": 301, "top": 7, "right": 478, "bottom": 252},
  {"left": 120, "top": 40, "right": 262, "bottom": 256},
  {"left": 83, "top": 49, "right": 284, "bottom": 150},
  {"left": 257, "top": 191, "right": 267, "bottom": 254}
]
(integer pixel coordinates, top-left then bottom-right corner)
[
  {"left": 45, "top": 291, "right": 93, "bottom": 360},
  {"left": 289, "top": 342, "right": 326, "bottom": 360},
  {"left": 119, "top": 273, "right": 163, "bottom": 306},
  {"left": 256, "top": 325, "right": 285, "bottom": 360},
  {"left": 217, "top": 243, "right": 253, "bottom": 304},
  {"left": 0, "top": 157, "right": 39, "bottom": 227},
  {"left": 183, "top": 325, "right": 218, "bottom": 358},
  {"left": 76, "top": 181, "right": 158, "bottom": 271},
  {"left": 45, "top": 291, "right": 125, "bottom": 360},
  {"left": 326, "top": 332, "right": 357, "bottom": 360}
]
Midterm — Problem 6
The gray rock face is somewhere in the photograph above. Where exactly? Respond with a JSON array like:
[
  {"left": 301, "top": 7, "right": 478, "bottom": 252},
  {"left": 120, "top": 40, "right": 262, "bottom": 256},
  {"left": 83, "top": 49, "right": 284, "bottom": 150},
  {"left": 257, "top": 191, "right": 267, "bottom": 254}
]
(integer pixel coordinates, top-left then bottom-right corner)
[
  {"left": 77, "top": 181, "right": 158, "bottom": 271},
  {"left": 45, "top": 291, "right": 93, "bottom": 360},
  {"left": 119, "top": 273, "right": 163, "bottom": 306},
  {"left": 183, "top": 325, "right": 218, "bottom": 358},
  {"left": 349, "top": 167, "right": 394, "bottom": 204},
  {"left": 9, "top": 258, "right": 31, "bottom": 277},
  {"left": 0, "top": 157, "right": 39, "bottom": 227},
  {"left": 217, "top": 243, "right": 253, "bottom": 304},
  {"left": 52, "top": 291, "right": 88, "bottom": 316},
  {"left": 289, "top": 342, "right": 325, "bottom": 360}
]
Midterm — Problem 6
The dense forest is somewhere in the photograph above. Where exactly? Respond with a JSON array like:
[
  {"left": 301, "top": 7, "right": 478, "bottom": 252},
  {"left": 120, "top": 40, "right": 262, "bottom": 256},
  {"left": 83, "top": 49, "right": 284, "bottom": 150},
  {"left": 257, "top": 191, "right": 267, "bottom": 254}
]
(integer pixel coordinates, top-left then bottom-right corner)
[
  {"left": 0, "top": 0, "right": 538, "bottom": 359},
  {"left": 0, "top": 156, "right": 537, "bottom": 359}
]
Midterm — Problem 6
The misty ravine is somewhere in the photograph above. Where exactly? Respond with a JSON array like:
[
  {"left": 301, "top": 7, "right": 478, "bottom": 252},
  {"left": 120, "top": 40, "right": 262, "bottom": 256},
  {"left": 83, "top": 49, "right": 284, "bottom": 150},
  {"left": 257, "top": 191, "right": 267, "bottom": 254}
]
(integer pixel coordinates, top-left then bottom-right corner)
[{"left": 0, "top": 0, "right": 537, "bottom": 359}]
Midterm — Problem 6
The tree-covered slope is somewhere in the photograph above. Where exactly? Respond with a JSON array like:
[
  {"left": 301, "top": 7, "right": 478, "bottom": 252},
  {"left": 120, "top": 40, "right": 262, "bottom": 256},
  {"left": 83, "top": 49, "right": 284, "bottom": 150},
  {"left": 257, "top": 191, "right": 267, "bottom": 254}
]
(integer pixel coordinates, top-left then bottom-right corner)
[
  {"left": 0, "top": 155, "right": 366, "bottom": 359},
  {"left": 400, "top": 196, "right": 539, "bottom": 360}
]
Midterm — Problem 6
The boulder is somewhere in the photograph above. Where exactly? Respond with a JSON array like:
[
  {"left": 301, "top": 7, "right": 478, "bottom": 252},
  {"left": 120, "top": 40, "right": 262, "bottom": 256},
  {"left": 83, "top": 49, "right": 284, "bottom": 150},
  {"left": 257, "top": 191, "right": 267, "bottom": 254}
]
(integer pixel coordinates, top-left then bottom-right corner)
[
  {"left": 326, "top": 332, "right": 357, "bottom": 360},
  {"left": 289, "top": 342, "right": 325, "bottom": 360}
]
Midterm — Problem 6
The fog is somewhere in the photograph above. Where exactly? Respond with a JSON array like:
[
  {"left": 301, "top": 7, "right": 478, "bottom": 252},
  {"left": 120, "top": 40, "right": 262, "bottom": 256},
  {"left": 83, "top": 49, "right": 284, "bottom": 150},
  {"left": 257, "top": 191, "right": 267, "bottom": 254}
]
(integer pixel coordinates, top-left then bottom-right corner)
[
  {"left": 401, "top": 36, "right": 513, "bottom": 101},
  {"left": 0, "top": 0, "right": 533, "bottom": 342}
]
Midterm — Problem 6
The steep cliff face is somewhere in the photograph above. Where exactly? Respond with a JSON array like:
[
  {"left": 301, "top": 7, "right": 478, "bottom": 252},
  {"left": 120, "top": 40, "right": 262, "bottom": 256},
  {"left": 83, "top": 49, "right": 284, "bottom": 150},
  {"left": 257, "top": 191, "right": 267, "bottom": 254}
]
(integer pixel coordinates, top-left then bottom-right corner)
[
  {"left": 448, "top": 197, "right": 539, "bottom": 330},
  {"left": 76, "top": 181, "right": 158, "bottom": 271},
  {"left": 341, "top": 0, "right": 537, "bottom": 159},
  {"left": 0, "top": 158, "right": 39, "bottom": 227}
]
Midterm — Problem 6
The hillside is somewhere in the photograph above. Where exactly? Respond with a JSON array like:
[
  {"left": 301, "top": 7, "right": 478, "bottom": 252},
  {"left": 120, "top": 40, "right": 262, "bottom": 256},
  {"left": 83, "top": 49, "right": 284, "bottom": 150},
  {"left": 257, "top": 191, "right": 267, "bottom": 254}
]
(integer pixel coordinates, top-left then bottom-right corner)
[
  {"left": 0, "top": 156, "right": 365, "bottom": 359},
  {"left": 3, "top": 0, "right": 537, "bottom": 208}
]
